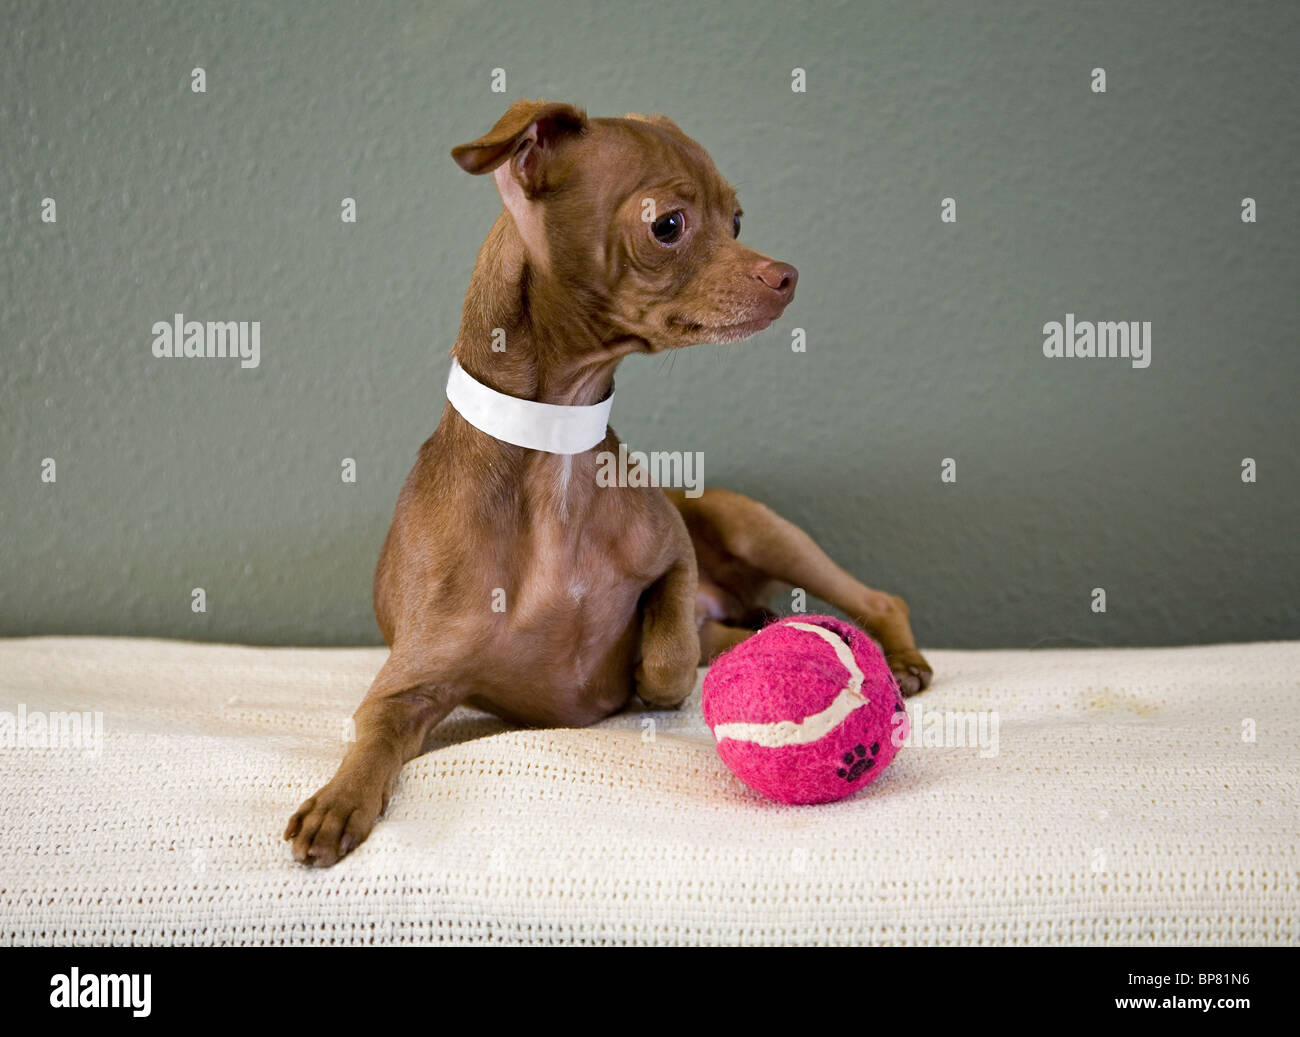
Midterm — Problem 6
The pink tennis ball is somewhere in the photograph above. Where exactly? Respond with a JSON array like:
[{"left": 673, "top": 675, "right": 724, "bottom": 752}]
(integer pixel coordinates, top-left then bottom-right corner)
[{"left": 702, "top": 615, "right": 909, "bottom": 804}]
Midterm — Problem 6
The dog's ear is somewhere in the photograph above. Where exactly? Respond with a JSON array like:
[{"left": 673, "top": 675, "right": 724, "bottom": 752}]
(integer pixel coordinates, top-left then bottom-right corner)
[{"left": 451, "top": 100, "right": 586, "bottom": 196}]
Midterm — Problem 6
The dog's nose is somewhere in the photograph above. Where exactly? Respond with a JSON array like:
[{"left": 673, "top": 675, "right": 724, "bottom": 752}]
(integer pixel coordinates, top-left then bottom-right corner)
[{"left": 754, "top": 260, "right": 798, "bottom": 300}]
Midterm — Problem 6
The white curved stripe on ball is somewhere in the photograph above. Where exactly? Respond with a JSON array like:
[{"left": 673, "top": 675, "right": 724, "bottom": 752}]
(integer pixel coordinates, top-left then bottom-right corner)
[{"left": 711, "top": 622, "right": 869, "bottom": 748}]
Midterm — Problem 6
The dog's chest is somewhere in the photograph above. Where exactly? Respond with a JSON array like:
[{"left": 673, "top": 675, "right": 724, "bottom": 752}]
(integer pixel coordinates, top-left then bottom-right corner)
[
  {"left": 471, "top": 532, "right": 632, "bottom": 705},
  {"left": 500, "top": 483, "right": 661, "bottom": 648},
  {"left": 510, "top": 507, "right": 653, "bottom": 628}
]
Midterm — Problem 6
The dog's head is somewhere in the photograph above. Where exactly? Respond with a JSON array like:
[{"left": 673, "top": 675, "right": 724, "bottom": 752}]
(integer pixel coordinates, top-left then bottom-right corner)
[{"left": 452, "top": 100, "right": 797, "bottom": 352}]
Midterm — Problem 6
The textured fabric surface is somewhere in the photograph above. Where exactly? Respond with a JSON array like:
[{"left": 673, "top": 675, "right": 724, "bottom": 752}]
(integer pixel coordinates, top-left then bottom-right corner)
[{"left": 0, "top": 636, "right": 1296, "bottom": 946}]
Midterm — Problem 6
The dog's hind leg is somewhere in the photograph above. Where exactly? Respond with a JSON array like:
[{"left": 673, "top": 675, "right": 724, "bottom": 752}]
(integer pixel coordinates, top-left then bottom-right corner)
[
  {"left": 699, "top": 619, "right": 758, "bottom": 661},
  {"left": 671, "top": 488, "right": 933, "bottom": 695}
]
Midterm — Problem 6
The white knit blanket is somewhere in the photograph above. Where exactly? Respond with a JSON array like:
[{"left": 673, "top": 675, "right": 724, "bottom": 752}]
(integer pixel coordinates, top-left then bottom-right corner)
[{"left": 1, "top": 636, "right": 1296, "bottom": 946}]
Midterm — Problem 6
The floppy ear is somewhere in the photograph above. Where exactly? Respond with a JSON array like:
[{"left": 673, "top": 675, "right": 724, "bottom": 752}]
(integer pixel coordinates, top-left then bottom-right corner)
[{"left": 450, "top": 100, "right": 587, "bottom": 197}]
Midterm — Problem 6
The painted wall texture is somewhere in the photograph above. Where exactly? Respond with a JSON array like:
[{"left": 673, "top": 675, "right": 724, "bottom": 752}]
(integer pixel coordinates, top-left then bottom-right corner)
[{"left": 2, "top": 0, "right": 1297, "bottom": 648}]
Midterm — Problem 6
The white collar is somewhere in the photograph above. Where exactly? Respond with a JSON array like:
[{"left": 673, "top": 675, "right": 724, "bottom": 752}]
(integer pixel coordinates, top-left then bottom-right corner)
[{"left": 445, "top": 358, "right": 614, "bottom": 455}]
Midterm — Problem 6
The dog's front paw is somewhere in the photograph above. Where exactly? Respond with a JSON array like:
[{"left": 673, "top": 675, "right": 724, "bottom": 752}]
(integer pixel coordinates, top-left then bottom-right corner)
[
  {"left": 284, "top": 778, "right": 385, "bottom": 868},
  {"left": 887, "top": 648, "right": 933, "bottom": 697},
  {"left": 635, "top": 650, "right": 698, "bottom": 710}
]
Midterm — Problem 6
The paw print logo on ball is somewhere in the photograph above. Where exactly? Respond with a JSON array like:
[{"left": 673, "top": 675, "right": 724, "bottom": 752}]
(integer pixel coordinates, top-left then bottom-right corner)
[{"left": 837, "top": 741, "right": 879, "bottom": 782}]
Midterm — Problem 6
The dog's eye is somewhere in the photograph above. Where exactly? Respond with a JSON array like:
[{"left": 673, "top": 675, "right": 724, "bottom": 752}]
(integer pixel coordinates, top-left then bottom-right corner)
[
  {"left": 733, "top": 213, "right": 741, "bottom": 238},
  {"left": 651, "top": 211, "right": 685, "bottom": 244}
]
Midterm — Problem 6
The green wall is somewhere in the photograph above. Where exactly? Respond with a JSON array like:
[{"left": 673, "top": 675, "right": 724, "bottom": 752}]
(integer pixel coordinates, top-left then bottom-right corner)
[{"left": 3, "top": 0, "right": 1297, "bottom": 648}]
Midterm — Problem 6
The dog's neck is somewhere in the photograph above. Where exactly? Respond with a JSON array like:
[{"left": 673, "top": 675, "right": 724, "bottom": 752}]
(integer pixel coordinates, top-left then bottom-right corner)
[
  {"left": 451, "top": 211, "right": 639, "bottom": 409},
  {"left": 446, "top": 359, "right": 613, "bottom": 454}
]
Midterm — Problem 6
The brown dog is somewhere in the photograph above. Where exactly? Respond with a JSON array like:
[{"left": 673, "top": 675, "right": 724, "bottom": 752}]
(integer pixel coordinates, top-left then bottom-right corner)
[{"left": 285, "top": 101, "right": 932, "bottom": 866}]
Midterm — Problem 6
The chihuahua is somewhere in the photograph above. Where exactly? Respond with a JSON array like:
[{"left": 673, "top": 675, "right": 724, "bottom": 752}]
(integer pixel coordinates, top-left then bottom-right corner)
[{"left": 286, "top": 101, "right": 932, "bottom": 866}]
